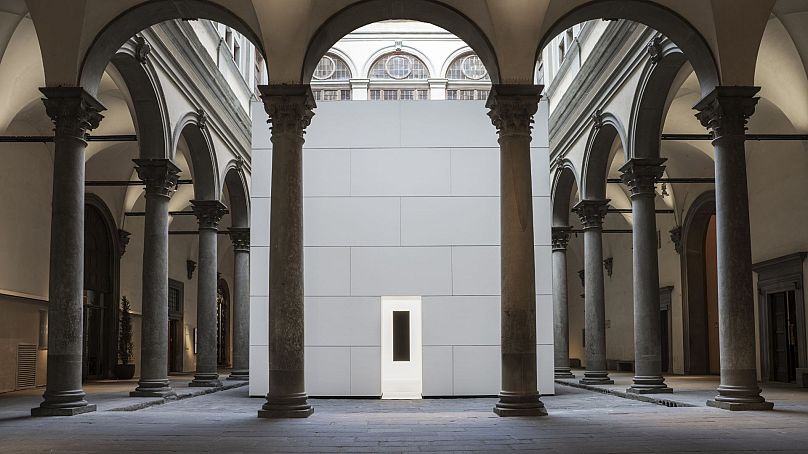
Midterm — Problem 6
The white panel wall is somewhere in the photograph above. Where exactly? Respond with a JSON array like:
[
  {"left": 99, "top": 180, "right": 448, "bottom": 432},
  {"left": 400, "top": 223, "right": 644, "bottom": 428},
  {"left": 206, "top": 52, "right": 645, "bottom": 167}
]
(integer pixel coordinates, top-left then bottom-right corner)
[{"left": 250, "top": 99, "right": 554, "bottom": 397}]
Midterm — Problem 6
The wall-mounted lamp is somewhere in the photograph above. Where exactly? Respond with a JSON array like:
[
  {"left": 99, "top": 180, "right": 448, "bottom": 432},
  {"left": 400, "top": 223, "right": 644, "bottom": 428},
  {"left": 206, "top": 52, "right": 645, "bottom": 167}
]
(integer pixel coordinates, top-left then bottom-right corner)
[
  {"left": 186, "top": 260, "right": 197, "bottom": 280},
  {"left": 603, "top": 257, "right": 613, "bottom": 278}
]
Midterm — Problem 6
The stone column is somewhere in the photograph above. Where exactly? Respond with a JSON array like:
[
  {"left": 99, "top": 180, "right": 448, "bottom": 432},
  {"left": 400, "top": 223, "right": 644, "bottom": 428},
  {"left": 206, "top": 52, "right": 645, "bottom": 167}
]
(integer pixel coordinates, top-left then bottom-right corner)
[
  {"left": 488, "top": 84, "right": 547, "bottom": 417},
  {"left": 32, "top": 88, "right": 104, "bottom": 417},
  {"left": 228, "top": 227, "right": 250, "bottom": 380},
  {"left": 130, "top": 159, "right": 179, "bottom": 397},
  {"left": 189, "top": 200, "right": 227, "bottom": 387},
  {"left": 552, "top": 226, "right": 575, "bottom": 379},
  {"left": 258, "top": 85, "right": 315, "bottom": 418},
  {"left": 573, "top": 199, "right": 614, "bottom": 385},
  {"left": 620, "top": 158, "right": 672, "bottom": 394},
  {"left": 695, "top": 86, "right": 772, "bottom": 410}
]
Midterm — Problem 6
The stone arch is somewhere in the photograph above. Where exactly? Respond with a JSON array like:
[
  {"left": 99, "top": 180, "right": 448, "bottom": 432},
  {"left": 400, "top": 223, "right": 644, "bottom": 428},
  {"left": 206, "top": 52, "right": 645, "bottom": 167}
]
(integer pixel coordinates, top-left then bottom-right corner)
[
  {"left": 581, "top": 113, "right": 628, "bottom": 200},
  {"left": 301, "top": 0, "right": 500, "bottom": 84},
  {"left": 173, "top": 112, "right": 218, "bottom": 201},
  {"left": 551, "top": 162, "right": 581, "bottom": 227},
  {"left": 680, "top": 190, "right": 717, "bottom": 375},
  {"left": 629, "top": 38, "right": 689, "bottom": 160},
  {"left": 536, "top": 0, "right": 719, "bottom": 96},
  {"left": 222, "top": 165, "right": 249, "bottom": 229},
  {"left": 109, "top": 46, "right": 170, "bottom": 160},
  {"left": 78, "top": 0, "right": 265, "bottom": 94}
]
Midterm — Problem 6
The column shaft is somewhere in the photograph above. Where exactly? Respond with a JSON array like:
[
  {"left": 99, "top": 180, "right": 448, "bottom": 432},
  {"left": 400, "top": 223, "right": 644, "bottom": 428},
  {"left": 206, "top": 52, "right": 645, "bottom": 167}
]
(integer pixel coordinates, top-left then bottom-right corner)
[
  {"left": 696, "top": 86, "right": 772, "bottom": 410},
  {"left": 228, "top": 228, "right": 250, "bottom": 380},
  {"left": 552, "top": 227, "right": 574, "bottom": 378},
  {"left": 488, "top": 84, "right": 547, "bottom": 417},
  {"left": 33, "top": 88, "right": 104, "bottom": 417},
  {"left": 190, "top": 200, "right": 227, "bottom": 387},
  {"left": 574, "top": 200, "right": 613, "bottom": 385},
  {"left": 621, "top": 158, "right": 671, "bottom": 394},
  {"left": 132, "top": 159, "right": 178, "bottom": 397},
  {"left": 258, "top": 85, "right": 315, "bottom": 418}
]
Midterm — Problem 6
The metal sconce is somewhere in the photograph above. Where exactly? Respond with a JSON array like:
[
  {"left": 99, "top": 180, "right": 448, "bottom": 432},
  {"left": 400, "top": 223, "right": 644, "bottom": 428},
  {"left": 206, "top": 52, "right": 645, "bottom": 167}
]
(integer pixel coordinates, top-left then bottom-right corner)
[{"left": 186, "top": 260, "right": 197, "bottom": 280}]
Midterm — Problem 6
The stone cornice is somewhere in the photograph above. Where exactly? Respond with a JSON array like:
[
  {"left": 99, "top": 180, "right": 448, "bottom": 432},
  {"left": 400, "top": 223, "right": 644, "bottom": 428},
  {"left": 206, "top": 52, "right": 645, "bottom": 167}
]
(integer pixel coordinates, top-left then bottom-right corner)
[
  {"left": 141, "top": 22, "right": 252, "bottom": 173},
  {"left": 548, "top": 21, "right": 658, "bottom": 166}
]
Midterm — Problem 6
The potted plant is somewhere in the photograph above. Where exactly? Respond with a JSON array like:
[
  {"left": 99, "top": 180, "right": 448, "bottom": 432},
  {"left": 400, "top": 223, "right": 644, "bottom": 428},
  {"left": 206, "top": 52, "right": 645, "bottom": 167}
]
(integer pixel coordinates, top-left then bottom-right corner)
[{"left": 114, "top": 296, "right": 135, "bottom": 380}]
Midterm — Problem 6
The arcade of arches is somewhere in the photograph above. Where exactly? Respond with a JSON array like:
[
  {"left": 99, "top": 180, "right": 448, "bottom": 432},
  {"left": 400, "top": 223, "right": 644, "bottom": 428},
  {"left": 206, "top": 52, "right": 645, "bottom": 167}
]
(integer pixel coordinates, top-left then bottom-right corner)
[{"left": 2, "top": 0, "right": 808, "bottom": 450}]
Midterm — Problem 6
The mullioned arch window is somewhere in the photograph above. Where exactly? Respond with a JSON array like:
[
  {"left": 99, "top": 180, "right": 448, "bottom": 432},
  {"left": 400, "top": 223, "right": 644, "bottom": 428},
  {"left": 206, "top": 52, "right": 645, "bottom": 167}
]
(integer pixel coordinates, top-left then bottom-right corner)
[
  {"left": 445, "top": 53, "right": 491, "bottom": 101},
  {"left": 312, "top": 53, "right": 352, "bottom": 101},
  {"left": 368, "top": 52, "right": 430, "bottom": 101}
]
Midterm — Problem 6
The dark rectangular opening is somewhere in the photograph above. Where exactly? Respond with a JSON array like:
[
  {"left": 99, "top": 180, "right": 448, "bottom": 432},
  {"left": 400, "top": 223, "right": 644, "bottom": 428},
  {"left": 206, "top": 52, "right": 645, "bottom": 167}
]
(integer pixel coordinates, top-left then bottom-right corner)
[{"left": 393, "top": 311, "right": 410, "bottom": 362}]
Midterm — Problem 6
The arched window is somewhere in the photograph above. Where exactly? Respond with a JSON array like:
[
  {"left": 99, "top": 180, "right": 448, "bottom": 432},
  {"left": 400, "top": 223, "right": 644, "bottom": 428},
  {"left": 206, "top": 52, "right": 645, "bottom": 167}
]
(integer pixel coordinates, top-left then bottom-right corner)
[
  {"left": 312, "top": 53, "right": 352, "bottom": 101},
  {"left": 445, "top": 53, "right": 490, "bottom": 101},
  {"left": 367, "top": 52, "right": 430, "bottom": 101},
  {"left": 445, "top": 54, "right": 489, "bottom": 81}
]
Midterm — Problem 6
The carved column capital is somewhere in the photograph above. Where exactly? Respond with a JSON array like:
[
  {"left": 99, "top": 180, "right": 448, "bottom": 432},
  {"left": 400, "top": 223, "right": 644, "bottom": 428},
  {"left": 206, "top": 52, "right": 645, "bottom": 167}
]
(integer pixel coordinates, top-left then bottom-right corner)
[
  {"left": 694, "top": 86, "right": 760, "bottom": 140},
  {"left": 40, "top": 87, "right": 105, "bottom": 141},
  {"left": 619, "top": 157, "right": 666, "bottom": 198},
  {"left": 134, "top": 159, "right": 180, "bottom": 198},
  {"left": 573, "top": 199, "right": 610, "bottom": 230},
  {"left": 258, "top": 85, "right": 316, "bottom": 141},
  {"left": 486, "top": 84, "right": 542, "bottom": 139},
  {"left": 228, "top": 227, "right": 250, "bottom": 252},
  {"left": 191, "top": 200, "right": 227, "bottom": 230},
  {"left": 551, "top": 226, "right": 572, "bottom": 251}
]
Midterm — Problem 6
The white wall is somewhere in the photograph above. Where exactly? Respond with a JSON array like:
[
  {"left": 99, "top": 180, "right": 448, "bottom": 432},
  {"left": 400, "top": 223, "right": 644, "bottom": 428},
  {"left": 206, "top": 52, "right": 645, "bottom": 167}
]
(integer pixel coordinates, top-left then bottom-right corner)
[{"left": 249, "top": 99, "right": 554, "bottom": 397}]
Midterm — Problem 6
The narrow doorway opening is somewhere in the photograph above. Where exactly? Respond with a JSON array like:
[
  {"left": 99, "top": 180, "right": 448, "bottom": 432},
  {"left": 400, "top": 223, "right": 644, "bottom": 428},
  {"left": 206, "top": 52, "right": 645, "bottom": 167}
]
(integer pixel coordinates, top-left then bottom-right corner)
[
  {"left": 768, "top": 290, "right": 799, "bottom": 383},
  {"left": 381, "top": 296, "right": 422, "bottom": 399}
]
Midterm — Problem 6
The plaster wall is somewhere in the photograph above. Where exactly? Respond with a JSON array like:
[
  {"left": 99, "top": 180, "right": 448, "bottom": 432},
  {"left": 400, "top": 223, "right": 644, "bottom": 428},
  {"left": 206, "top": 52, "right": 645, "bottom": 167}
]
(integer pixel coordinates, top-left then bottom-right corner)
[{"left": 249, "top": 99, "right": 554, "bottom": 397}]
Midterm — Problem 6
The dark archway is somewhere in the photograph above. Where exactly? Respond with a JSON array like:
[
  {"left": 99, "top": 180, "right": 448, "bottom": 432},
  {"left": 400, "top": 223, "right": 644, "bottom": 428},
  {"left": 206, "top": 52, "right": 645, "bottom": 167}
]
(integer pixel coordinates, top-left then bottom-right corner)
[
  {"left": 536, "top": 0, "right": 719, "bottom": 96},
  {"left": 223, "top": 166, "right": 249, "bottom": 229},
  {"left": 174, "top": 115, "right": 219, "bottom": 201},
  {"left": 551, "top": 162, "right": 580, "bottom": 227},
  {"left": 680, "top": 190, "right": 718, "bottom": 375},
  {"left": 302, "top": 0, "right": 500, "bottom": 84},
  {"left": 83, "top": 194, "right": 121, "bottom": 380},
  {"left": 79, "top": 0, "right": 265, "bottom": 94},
  {"left": 581, "top": 115, "right": 627, "bottom": 200}
]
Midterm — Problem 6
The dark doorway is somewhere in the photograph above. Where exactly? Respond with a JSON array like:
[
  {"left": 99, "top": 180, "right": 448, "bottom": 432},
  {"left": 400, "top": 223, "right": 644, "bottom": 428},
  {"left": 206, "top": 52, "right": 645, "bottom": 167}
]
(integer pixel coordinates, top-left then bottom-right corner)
[
  {"left": 767, "top": 290, "right": 799, "bottom": 383},
  {"left": 168, "top": 279, "right": 184, "bottom": 373},
  {"left": 681, "top": 191, "right": 718, "bottom": 375},
  {"left": 216, "top": 278, "right": 230, "bottom": 367},
  {"left": 660, "top": 286, "right": 673, "bottom": 373},
  {"left": 83, "top": 197, "right": 120, "bottom": 380}
]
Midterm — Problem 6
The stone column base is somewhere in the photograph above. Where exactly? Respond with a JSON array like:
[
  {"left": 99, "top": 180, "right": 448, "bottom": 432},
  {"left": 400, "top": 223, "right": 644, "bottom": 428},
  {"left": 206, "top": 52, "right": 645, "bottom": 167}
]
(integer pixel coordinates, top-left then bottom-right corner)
[
  {"left": 580, "top": 377, "right": 614, "bottom": 385},
  {"left": 493, "top": 391, "right": 548, "bottom": 417},
  {"left": 554, "top": 368, "right": 575, "bottom": 379},
  {"left": 189, "top": 374, "right": 222, "bottom": 387},
  {"left": 227, "top": 371, "right": 249, "bottom": 381},
  {"left": 627, "top": 386, "right": 672, "bottom": 394},
  {"left": 258, "top": 407, "right": 314, "bottom": 418},
  {"left": 31, "top": 404, "right": 97, "bottom": 417},
  {"left": 130, "top": 389, "right": 177, "bottom": 398},
  {"left": 259, "top": 393, "right": 314, "bottom": 419},
  {"left": 707, "top": 399, "right": 774, "bottom": 411}
]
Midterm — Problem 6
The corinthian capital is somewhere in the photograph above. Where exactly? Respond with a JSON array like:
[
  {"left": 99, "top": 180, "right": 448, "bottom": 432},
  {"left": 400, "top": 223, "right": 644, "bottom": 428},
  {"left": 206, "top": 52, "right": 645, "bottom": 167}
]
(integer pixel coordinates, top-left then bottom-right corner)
[
  {"left": 228, "top": 227, "right": 250, "bottom": 252},
  {"left": 191, "top": 200, "right": 227, "bottom": 230},
  {"left": 486, "top": 84, "right": 542, "bottom": 138},
  {"left": 694, "top": 86, "right": 760, "bottom": 140},
  {"left": 619, "top": 157, "right": 666, "bottom": 198},
  {"left": 573, "top": 199, "right": 610, "bottom": 230},
  {"left": 551, "top": 226, "right": 572, "bottom": 251},
  {"left": 134, "top": 159, "right": 180, "bottom": 198},
  {"left": 40, "top": 87, "right": 105, "bottom": 141},
  {"left": 258, "top": 84, "right": 316, "bottom": 140}
]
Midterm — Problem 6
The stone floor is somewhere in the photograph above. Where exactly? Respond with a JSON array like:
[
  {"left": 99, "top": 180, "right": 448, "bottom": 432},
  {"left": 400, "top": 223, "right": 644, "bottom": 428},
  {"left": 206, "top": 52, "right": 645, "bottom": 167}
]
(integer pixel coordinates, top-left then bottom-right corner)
[
  {"left": 2, "top": 382, "right": 808, "bottom": 453},
  {"left": 0, "top": 373, "right": 246, "bottom": 419},
  {"left": 557, "top": 370, "right": 808, "bottom": 412}
]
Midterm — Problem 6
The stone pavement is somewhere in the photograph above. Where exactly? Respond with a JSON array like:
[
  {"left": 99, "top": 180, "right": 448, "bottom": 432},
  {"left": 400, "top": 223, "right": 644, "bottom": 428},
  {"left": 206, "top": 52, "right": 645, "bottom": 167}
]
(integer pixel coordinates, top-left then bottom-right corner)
[
  {"left": 556, "top": 370, "right": 808, "bottom": 412},
  {"left": 0, "top": 373, "right": 246, "bottom": 420},
  {"left": 2, "top": 383, "right": 807, "bottom": 452}
]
